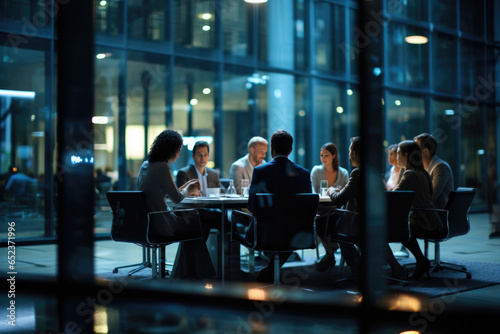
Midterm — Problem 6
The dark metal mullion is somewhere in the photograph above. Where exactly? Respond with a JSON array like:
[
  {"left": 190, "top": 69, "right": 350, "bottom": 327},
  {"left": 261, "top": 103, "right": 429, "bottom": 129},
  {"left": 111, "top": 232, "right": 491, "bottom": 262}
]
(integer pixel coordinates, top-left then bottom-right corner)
[
  {"left": 117, "top": 0, "right": 128, "bottom": 191},
  {"left": 214, "top": 0, "right": 223, "bottom": 171},
  {"left": 358, "top": 0, "right": 386, "bottom": 316},
  {"left": 44, "top": 29, "right": 55, "bottom": 238},
  {"left": 56, "top": 0, "right": 95, "bottom": 331},
  {"left": 307, "top": 0, "right": 317, "bottom": 168}
]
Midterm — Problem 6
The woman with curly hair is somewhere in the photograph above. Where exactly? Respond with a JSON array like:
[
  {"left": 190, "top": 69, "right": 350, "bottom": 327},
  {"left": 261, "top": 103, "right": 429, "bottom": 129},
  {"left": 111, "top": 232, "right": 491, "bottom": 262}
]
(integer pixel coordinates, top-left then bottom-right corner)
[{"left": 137, "top": 129, "right": 215, "bottom": 280}]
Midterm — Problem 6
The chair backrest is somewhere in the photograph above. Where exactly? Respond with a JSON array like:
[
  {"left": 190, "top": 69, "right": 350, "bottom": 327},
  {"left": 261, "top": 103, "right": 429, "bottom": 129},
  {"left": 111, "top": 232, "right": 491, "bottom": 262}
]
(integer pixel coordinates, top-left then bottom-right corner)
[
  {"left": 444, "top": 187, "right": 476, "bottom": 238},
  {"left": 386, "top": 190, "right": 415, "bottom": 242},
  {"left": 106, "top": 191, "right": 150, "bottom": 246},
  {"left": 252, "top": 193, "right": 319, "bottom": 252}
]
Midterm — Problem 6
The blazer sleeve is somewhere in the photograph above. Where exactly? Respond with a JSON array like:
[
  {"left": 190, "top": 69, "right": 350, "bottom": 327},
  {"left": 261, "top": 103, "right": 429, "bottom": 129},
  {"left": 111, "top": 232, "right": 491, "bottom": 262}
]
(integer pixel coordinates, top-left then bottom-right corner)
[
  {"left": 176, "top": 169, "right": 189, "bottom": 188},
  {"left": 431, "top": 163, "right": 452, "bottom": 203},
  {"left": 329, "top": 168, "right": 360, "bottom": 208},
  {"left": 160, "top": 163, "right": 186, "bottom": 204}
]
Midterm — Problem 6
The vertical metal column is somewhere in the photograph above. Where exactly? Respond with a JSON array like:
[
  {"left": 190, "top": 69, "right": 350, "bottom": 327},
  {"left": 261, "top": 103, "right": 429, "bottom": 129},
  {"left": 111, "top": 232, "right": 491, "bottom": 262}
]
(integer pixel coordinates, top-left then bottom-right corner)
[
  {"left": 56, "top": 0, "right": 95, "bottom": 332},
  {"left": 358, "top": 0, "right": 386, "bottom": 318}
]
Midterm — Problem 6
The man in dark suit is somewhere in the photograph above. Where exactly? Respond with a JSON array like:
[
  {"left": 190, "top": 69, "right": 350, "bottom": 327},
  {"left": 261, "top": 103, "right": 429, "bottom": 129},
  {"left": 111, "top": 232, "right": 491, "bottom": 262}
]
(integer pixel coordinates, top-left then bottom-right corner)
[
  {"left": 176, "top": 141, "right": 221, "bottom": 194},
  {"left": 245, "top": 129, "right": 312, "bottom": 282}
]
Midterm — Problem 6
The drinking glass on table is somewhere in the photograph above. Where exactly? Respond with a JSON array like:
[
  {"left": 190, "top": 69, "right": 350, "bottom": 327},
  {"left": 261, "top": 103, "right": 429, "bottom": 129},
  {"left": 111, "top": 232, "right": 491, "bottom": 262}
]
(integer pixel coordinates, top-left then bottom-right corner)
[
  {"left": 320, "top": 180, "right": 328, "bottom": 197},
  {"left": 241, "top": 179, "right": 249, "bottom": 196}
]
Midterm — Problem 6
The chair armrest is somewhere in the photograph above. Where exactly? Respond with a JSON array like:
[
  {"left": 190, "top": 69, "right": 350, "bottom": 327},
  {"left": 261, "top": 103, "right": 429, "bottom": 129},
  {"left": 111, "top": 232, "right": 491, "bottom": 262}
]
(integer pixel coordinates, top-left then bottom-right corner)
[{"left": 232, "top": 209, "right": 253, "bottom": 219}]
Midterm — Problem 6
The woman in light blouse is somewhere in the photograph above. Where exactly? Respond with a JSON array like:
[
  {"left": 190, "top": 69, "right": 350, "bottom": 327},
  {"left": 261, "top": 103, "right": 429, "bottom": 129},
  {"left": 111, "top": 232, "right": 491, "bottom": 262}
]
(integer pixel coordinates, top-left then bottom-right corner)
[
  {"left": 311, "top": 142, "right": 349, "bottom": 193},
  {"left": 311, "top": 142, "right": 349, "bottom": 272}
]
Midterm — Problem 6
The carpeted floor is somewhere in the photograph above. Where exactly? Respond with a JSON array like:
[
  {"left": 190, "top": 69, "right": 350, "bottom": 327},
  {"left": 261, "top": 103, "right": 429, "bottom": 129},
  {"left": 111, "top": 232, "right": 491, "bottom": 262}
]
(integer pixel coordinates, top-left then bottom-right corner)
[{"left": 96, "top": 257, "right": 500, "bottom": 299}]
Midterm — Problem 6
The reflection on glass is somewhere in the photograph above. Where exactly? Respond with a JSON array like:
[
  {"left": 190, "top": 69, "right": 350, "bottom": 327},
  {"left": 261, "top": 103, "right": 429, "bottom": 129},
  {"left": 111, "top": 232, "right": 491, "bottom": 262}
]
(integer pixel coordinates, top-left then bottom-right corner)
[
  {"left": 432, "top": 32, "right": 457, "bottom": 94},
  {"left": 0, "top": 46, "right": 47, "bottom": 238},
  {"left": 128, "top": 0, "right": 169, "bottom": 43},
  {"left": 386, "top": 92, "right": 425, "bottom": 144},
  {"left": 388, "top": 24, "right": 428, "bottom": 89},
  {"left": 174, "top": 0, "right": 215, "bottom": 49},
  {"left": 314, "top": 2, "right": 345, "bottom": 73},
  {"left": 461, "top": 40, "right": 485, "bottom": 97},
  {"left": 460, "top": 102, "right": 486, "bottom": 207}
]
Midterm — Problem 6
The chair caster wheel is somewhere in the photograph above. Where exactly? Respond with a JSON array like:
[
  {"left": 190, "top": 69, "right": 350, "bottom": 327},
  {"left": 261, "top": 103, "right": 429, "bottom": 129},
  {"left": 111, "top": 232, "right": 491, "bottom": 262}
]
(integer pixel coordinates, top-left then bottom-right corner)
[
  {"left": 466, "top": 273, "right": 472, "bottom": 279},
  {"left": 113, "top": 269, "right": 118, "bottom": 273}
]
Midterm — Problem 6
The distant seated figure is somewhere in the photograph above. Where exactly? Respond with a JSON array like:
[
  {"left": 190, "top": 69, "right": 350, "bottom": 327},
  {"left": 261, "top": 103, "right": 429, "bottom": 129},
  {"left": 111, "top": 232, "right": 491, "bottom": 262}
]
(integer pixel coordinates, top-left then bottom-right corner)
[
  {"left": 229, "top": 136, "right": 268, "bottom": 194},
  {"left": 384, "top": 144, "right": 404, "bottom": 190},
  {"left": 386, "top": 140, "right": 443, "bottom": 280},
  {"left": 5, "top": 166, "right": 37, "bottom": 199},
  {"left": 95, "top": 168, "right": 112, "bottom": 194},
  {"left": 176, "top": 140, "right": 221, "bottom": 196},
  {"left": 414, "top": 133, "right": 454, "bottom": 209}
]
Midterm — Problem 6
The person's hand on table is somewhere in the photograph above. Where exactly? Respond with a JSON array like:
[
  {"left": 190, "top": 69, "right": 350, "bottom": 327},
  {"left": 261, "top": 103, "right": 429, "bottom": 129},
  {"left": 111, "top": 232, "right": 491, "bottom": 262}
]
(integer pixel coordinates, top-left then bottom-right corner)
[
  {"left": 181, "top": 179, "right": 201, "bottom": 197},
  {"left": 326, "top": 186, "right": 341, "bottom": 196}
]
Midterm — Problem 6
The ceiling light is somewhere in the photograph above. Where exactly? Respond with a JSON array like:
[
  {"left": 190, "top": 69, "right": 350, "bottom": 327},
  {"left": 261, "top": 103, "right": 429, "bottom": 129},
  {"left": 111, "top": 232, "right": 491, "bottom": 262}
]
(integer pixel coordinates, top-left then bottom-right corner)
[
  {"left": 202, "top": 25, "right": 211, "bottom": 31},
  {"left": 244, "top": 0, "right": 268, "bottom": 3},
  {"left": 0, "top": 89, "right": 36, "bottom": 99},
  {"left": 404, "top": 35, "right": 428, "bottom": 44},
  {"left": 200, "top": 13, "right": 212, "bottom": 20}
]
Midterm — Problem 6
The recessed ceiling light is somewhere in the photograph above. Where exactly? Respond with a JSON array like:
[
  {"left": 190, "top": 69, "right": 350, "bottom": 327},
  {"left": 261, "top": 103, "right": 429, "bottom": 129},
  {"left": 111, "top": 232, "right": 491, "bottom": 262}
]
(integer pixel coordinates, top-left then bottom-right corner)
[{"left": 404, "top": 35, "right": 428, "bottom": 44}]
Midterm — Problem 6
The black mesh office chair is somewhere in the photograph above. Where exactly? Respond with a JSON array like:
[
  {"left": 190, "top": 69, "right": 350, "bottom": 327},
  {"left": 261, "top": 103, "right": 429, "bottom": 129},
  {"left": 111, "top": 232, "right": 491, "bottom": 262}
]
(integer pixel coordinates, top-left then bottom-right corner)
[
  {"left": 107, "top": 191, "right": 204, "bottom": 279},
  {"left": 232, "top": 193, "right": 319, "bottom": 286},
  {"left": 327, "top": 190, "right": 414, "bottom": 286},
  {"left": 412, "top": 187, "right": 476, "bottom": 279}
]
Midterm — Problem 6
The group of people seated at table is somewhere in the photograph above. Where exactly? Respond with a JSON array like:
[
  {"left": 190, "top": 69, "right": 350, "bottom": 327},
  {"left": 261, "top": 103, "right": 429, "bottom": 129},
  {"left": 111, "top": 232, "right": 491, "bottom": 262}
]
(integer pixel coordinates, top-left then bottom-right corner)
[{"left": 137, "top": 128, "right": 454, "bottom": 284}]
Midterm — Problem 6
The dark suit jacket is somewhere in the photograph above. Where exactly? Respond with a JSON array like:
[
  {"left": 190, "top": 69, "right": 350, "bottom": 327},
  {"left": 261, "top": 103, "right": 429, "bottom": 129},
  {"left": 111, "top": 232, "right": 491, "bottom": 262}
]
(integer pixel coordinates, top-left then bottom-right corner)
[
  {"left": 329, "top": 167, "right": 361, "bottom": 213},
  {"left": 248, "top": 156, "right": 312, "bottom": 213},
  {"left": 175, "top": 164, "right": 221, "bottom": 189}
]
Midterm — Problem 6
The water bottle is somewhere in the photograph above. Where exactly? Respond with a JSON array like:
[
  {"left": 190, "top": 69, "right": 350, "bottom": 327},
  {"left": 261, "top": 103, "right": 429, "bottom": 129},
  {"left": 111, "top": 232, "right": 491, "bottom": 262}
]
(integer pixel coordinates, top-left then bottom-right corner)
[{"left": 227, "top": 179, "right": 237, "bottom": 196}]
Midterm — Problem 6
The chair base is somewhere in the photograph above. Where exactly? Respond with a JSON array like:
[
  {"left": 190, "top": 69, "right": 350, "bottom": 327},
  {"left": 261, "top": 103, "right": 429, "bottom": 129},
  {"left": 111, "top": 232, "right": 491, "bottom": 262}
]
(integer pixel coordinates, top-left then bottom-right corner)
[{"left": 431, "top": 261, "right": 472, "bottom": 279}]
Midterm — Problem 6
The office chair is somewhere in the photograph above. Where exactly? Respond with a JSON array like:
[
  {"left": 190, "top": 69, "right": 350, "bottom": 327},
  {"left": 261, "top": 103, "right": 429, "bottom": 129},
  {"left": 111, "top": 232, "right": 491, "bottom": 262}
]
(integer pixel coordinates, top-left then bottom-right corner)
[
  {"left": 107, "top": 191, "right": 204, "bottom": 279},
  {"left": 232, "top": 193, "right": 319, "bottom": 286}
]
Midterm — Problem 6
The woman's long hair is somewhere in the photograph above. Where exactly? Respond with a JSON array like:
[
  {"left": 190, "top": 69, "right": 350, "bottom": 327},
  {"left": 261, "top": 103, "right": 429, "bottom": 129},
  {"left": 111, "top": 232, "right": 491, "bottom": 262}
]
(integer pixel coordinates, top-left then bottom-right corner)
[
  {"left": 321, "top": 142, "right": 339, "bottom": 171},
  {"left": 148, "top": 129, "right": 183, "bottom": 163},
  {"left": 398, "top": 140, "right": 433, "bottom": 194}
]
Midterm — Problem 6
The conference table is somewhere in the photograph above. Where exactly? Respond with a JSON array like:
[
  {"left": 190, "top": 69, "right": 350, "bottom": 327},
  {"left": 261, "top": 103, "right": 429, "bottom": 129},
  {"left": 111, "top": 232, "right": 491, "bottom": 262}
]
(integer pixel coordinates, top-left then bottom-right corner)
[{"left": 168, "top": 194, "right": 332, "bottom": 283}]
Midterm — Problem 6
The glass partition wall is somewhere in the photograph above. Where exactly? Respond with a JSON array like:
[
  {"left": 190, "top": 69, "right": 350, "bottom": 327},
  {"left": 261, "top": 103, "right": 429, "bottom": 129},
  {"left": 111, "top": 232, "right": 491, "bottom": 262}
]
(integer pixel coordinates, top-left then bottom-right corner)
[{"left": 0, "top": 0, "right": 499, "bottom": 308}]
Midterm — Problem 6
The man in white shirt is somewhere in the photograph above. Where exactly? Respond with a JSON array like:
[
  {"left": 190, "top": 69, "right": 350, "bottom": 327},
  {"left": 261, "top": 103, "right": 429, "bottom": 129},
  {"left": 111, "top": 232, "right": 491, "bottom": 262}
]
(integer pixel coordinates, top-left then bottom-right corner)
[
  {"left": 229, "top": 136, "right": 268, "bottom": 194},
  {"left": 176, "top": 141, "right": 221, "bottom": 194}
]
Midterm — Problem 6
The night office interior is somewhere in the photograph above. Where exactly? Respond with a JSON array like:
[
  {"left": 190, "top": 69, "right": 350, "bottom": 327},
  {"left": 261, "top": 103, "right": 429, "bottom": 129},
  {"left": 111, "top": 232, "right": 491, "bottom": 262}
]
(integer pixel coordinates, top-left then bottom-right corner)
[{"left": 1, "top": 0, "right": 500, "bottom": 333}]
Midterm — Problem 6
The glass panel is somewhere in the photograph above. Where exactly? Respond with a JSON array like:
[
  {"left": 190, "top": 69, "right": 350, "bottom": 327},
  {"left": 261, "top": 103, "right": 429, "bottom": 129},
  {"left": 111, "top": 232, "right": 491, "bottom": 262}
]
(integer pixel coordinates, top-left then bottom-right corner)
[
  {"left": 95, "top": 0, "right": 124, "bottom": 40},
  {"left": 432, "top": 0, "right": 457, "bottom": 29},
  {"left": 313, "top": 79, "right": 349, "bottom": 168},
  {"left": 432, "top": 32, "right": 457, "bottom": 94},
  {"left": 0, "top": 43, "right": 48, "bottom": 239},
  {"left": 431, "top": 98, "right": 457, "bottom": 178},
  {"left": 222, "top": 66, "right": 268, "bottom": 177},
  {"left": 460, "top": 0, "right": 484, "bottom": 37},
  {"left": 128, "top": 0, "right": 169, "bottom": 45},
  {"left": 294, "top": 76, "right": 309, "bottom": 168},
  {"left": 257, "top": 2, "right": 268, "bottom": 64},
  {"left": 388, "top": 24, "right": 429, "bottom": 88},
  {"left": 94, "top": 48, "right": 123, "bottom": 233},
  {"left": 0, "top": 0, "right": 52, "bottom": 36},
  {"left": 173, "top": 58, "right": 216, "bottom": 171},
  {"left": 460, "top": 102, "right": 487, "bottom": 208},
  {"left": 461, "top": 40, "right": 485, "bottom": 97},
  {"left": 486, "top": 106, "right": 498, "bottom": 208},
  {"left": 390, "top": 0, "right": 428, "bottom": 21},
  {"left": 295, "top": 0, "right": 307, "bottom": 70},
  {"left": 348, "top": 8, "right": 359, "bottom": 77},
  {"left": 314, "top": 2, "right": 345, "bottom": 74},
  {"left": 125, "top": 51, "right": 171, "bottom": 190},
  {"left": 386, "top": 92, "right": 426, "bottom": 144},
  {"left": 174, "top": 0, "right": 216, "bottom": 49},
  {"left": 222, "top": 0, "right": 250, "bottom": 57}
]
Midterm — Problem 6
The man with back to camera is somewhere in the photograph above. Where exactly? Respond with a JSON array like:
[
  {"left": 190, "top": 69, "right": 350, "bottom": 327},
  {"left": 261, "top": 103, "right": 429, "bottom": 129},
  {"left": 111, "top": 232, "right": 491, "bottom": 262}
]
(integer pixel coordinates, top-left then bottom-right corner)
[
  {"left": 229, "top": 136, "right": 268, "bottom": 194},
  {"left": 176, "top": 140, "right": 222, "bottom": 195},
  {"left": 242, "top": 130, "right": 312, "bottom": 283},
  {"left": 414, "top": 133, "right": 454, "bottom": 209}
]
